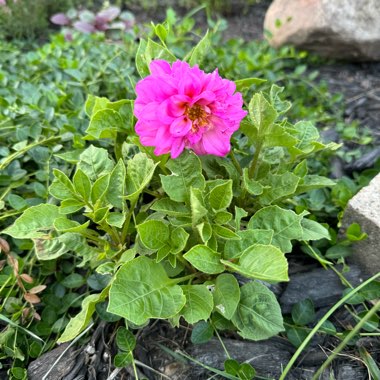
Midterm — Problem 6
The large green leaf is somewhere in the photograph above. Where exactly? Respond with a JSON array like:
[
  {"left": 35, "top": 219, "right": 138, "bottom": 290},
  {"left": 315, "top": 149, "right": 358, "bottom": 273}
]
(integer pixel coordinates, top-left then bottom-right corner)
[
  {"left": 248, "top": 93, "right": 278, "bottom": 134},
  {"left": 213, "top": 274, "right": 240, "bottom": 320},
  {"left": 78, "top": 145, "right": 114, "bottom": 181},
  {"left": 151, "top": 198, "right": 191, "bottom": 217},
  {"left": 180, "top": 285, "right": 213, "bottom": 324},
  {"left": 58, "top": 289, "right": 108, "bottom": 343},
  {"left": 301, "top": 218, "right": 330, "bottom": 241},
  {"left": 108, "top": 256, "right": 186, "bottom": 325},
  {"left": 248, "top": 206, "right": 303, "bottom": 253},
  {"left": 295, "top": 175, "right": 336, "bottom": 194},
  {"left": 125, "top": 153, "right": 157, "bottom": 202},
  {"left": 187, "top": 31, "right": 211, "bottom": 66},
  {"left": 73, "top": 169, "right": 92, "bottom": 203},
  {"left": 49, "top": 169, "right": 77, "bottom": 201},
  {"left": 232, "top": 281, "right": 284, "bottom": 340},
  {"left": 106, "top": 159, "right": 126, "bottom": 209},
  {"left": 160, "top": 151, "right": 205, "bottom": 203},
  {"left": 3, "top": 204, "right": 60, "bottom": 239},
  {"left": 184, "top": 245, "right": 224, "bottom": 274},
  {"left": 190, "top": 187, "right": 208, "bottom": 226},
  {"left": 221, "top": 244, "right": 289, "bottom": 282}
]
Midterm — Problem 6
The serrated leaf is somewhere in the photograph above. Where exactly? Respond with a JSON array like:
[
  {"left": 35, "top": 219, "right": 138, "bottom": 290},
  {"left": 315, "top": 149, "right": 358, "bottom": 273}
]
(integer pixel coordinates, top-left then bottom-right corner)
[
  {"left": 160, "top": 151, "right": 205, "bottom": 204},
  {"left": 180, "top": 285, "right": 213, "bottom": 324},
  {"left": 137, "top": 220, "right": 170, "bottom": 250},
  {"left": 108, "top": 256, "right": 186, "bottom": 325},
  {"left": 222, "top": 244, "right": 288, "bottom": 282},
  {"left": 184, "top": 245, "right": 224, "bottom": 274},
  {"left": 269, "top": 84, "right": 291, "bottom": 114},
  {"left": 248, "top": 206, "right": 303, "bottom": 253},
  {"left": 3, "top": 204, "right": 60, "bottom": 239},
  {"left": 126, "top": 153, "right": 157, "bottom": 202},
  {"left": 213, "top": 274, "right": 240, "bottom": 320},
  {"left": 232, "top": 281, "right": 284, "bottom": 340},
  {"left": 242, "top": 168, "right": 264, "bottom": 195},
  {"left": 106, "top": 159, "right": 126, "bottom": 209}
]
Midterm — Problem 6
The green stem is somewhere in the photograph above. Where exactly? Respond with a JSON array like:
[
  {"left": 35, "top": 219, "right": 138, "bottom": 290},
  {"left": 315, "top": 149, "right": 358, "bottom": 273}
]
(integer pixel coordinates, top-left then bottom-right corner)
[
  {"left": 212, "top": 324, "right": 231, "bottom": 359},
  {"left": 312, "top": 300, "right": 380, "bottom": 380},
  {"left": 248, "top": 139, "right": 264, "bottom": 179},
  {"left": 114, "top": 132, "right": 124, "bottom": 162},
  {"left": 279, "top": 271, "right": 380, "bottom": 380},
  {"left": 170, "top": 273, "right": 197, "bottom": 284},
  {"left": 229, "top": 150, "right": 242, "bottom": 176},
  {"left": 131, "top": 357, "right": 139, "bottom": 380}
]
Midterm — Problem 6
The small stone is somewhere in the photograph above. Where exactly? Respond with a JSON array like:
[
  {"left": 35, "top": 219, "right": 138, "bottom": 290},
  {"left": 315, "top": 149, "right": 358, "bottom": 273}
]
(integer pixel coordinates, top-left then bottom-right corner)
[
  {"left": 280, "top": 265, "right": 362, "bottom": 313},
  {"left": 264, "top": 0, "right": 380, "bottom": 61},
  {"left": 337, "top": 364, "right": 367, "bottom": 380},
  {"left": 341, "top": 173, "right": 380, "bottom": 276}
]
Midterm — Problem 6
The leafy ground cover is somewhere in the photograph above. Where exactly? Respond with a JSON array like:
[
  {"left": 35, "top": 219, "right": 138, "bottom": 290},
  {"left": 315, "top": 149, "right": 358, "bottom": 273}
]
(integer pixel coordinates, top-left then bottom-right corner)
[{"left": 0, "top": 5, "right": 379, "bottom": 380}]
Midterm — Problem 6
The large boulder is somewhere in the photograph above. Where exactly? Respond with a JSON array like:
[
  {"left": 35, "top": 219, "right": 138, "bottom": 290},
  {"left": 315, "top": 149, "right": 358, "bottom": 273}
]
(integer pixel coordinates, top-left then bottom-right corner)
[
  {"left": 264, "top": 0, "right": 380, "bottom": 61},
  {"left": 341, "top": 174, "right": 380, "bottom": 276}
]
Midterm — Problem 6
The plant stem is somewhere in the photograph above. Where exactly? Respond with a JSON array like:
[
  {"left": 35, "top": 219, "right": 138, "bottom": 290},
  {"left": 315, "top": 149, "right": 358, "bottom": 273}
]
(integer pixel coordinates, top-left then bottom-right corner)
[
  {"left": 114, "top": 132, "right": 124, "bottom": 163},
  {"left": 121, "top": 198, "right": 138, "bottom": 244},
  {"left": 248, "top": 139, "right": 264, "bottom": 179},
  {"left": 170, "top": 273, "right": 197, "bottom": 284},
  {"left": 312, "top": 300, "right": 380, "bottom": 380},
  {"left": 229, "top": 150, "right": 242, "bottom": 176},
  {"left": 279, "top": 271, "right": 380, "bottom": 380}
]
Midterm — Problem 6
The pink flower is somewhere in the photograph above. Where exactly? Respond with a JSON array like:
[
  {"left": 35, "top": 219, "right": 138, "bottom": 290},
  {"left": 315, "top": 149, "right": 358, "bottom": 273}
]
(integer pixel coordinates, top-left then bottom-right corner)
[{"left": 134, "top": 60, "right": 247, "bottom": 158}]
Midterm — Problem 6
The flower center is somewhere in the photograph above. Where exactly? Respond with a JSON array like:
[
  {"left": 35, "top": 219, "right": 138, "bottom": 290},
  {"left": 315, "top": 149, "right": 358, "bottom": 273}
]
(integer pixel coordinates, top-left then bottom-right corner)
[{"left": 186, "top": 104, "right": 208, "bottom": 133}]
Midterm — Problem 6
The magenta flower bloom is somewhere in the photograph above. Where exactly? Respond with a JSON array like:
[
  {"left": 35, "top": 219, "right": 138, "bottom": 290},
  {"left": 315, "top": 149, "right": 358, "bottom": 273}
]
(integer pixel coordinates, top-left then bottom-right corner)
[{"left": 134, "top": 60, "right": 247, "bottom": 158}]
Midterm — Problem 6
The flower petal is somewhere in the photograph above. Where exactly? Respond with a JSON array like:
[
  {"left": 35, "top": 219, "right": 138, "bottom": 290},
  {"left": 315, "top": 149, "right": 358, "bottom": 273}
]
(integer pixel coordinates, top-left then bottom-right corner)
[{"left": 170, "top": 116, "right": 192, "bottom": 137}]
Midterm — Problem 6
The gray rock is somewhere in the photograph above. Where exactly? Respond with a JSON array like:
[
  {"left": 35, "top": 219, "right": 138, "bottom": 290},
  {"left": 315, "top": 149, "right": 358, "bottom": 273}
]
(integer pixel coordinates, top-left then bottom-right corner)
[
  {"left": 345, "top": 146, "right": 380, "bottom": 172},
  {"left": 264, "top": 0, "right": 380, "bottom": 61},
  {"left": 280, "top": 265, "right": 362, "bottom": 313},
  {"left": 337, "top": 364, "right": 367, "bottom": 380},
  {"left": 187, "top": 337, "right": 293, "bottom": 379},
  {"left": 341, "top": 173, "right": 380, "bottom": 276}
]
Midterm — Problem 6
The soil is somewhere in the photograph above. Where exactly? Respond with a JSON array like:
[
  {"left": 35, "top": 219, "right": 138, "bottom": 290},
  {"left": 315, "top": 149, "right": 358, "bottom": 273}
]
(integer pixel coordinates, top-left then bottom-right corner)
[{"left": 28, "top": 1, "right": 380, "bottom": 379}]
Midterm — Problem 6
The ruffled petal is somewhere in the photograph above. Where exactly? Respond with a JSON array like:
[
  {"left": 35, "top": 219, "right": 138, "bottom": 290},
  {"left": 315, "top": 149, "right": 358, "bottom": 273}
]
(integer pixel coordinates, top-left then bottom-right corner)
[{"left": 170, "top": 116, "right": 192, "bottom": 137}]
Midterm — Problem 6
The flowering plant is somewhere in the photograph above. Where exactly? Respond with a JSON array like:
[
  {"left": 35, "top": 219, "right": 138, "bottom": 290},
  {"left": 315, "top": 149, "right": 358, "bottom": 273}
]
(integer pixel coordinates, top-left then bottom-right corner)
[{"left": 4, "top": 27, "right": 339, "bottom": 354}]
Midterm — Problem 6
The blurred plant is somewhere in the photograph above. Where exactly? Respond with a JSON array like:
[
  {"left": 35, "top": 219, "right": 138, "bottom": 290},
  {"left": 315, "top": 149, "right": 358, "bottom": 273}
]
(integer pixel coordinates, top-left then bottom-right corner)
[{"left": 50, "top": 6, "right": 135, "bottom": 40}]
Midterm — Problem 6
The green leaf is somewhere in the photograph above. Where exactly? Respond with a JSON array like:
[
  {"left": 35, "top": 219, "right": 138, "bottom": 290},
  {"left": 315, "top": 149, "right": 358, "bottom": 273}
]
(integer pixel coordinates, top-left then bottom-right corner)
[
  {"left": 222, "top": 244, "right": 288, "bottom": 282},
  {"left": 301, "top": 219, "right": 330, "bottom": 241},
  {"left": 184, "top": 245, "right": 224, "bottom": 274},
  {"left": 248, "top": 206, "right": 303, "bottom": 253},
  {"left": 170, "top": 227, "right": 189, "bottom": 254},
  {"left": 7, "top": 194, "right": 27, "bottom": 210},
  {"left": 91, "top": 174, "right": 110, "bottom": 205},
  {"left": 235, "top": 77, "right": 267, "bottom": 92},
  {"left": 85, "top": 94, "right": 109, "bottom": 117},
  {"left": 232, "top": 281, "right": 284, "bottom": 340},
  {"left": 213, "top": 225, "right": 241, "bottom": 240},
  {"left": 291, "top": 298, "right": 315, "bottom": 326},
  {"left": 85, "top": 109, "right": 123, "bottom": 139},
  {"left": 60, "top": 198, "right": 85, "bottom": 214},
  {"left": 114, "top": 352, "right": 133, "bottom": 367},
  {"left": 73, "top": 169, "right": 91, "bottom": 203},
  {"left": 160, "top": 151, "right": 205, "bottom": 203},
  {"left": 135, "top": 39, "right": 150, "bottom": 77},
  {"left": 146, "top": 38, "right": 177, "bottom": 65},
  {"left": 208, "top": 179, "right": 233, "bottom": 211},
  {"left": 188, "top": 30, "right": 211, "bottom": 66},
  {"left": 106, "top": 212, "right": 126, "bottom": 228},
  {"left": 234, "top": 206, "right": 248, "bottom": 231},
  {"left": 224, "top": 229, "right": 273, "bottom": 259},
  {"left": 346, "top": 223, "right": 368, "bottom": 242},
  {"left": 286, "top": 326, "right": 308, "bottom": 348},
  {"left": 106, "top": 159, "right": 126, "bottom": 209},
  {"left": 180, "top": 285, "right": 214, "bottom": 324},
  {"left": 108, "top": 256, "right": 186, "bottom": 325},
  {"left": 242, "top": 168, "right": 264, "bottom": 195},
  {"left": 78, "top": 145, "right": 114, "bottom": 181},
  {"left": 137, "top": 220, "right": 170, "bottom": 250},
  {"left": 116, "top": 327, "right": 136, "bottom": 352},
  {"left": 259, "top": 172, "right": 300, "bottom": 205},
  {"left": 213, "top": 274, "right": 240, "bottom": 320},
  {"left": 3, "top": 204, "right": 60, "bottom": 239},
  {"left": 49, "top": 169, "right": 76, "bottom": 200},
  {"left": 61, "top": 273, "right": 85, "bottom": 289},
  {"left": 191, "top": 321, "right": 213, "bottom": 344},
  {"left": 126, "top": 153, "right": 157, "bottom": 202},
  {"left": 296, "top": 175, "right": 336, "bottom": 194},
  {"left": 53, "top": 217, "right": 90, "bottom": 233},
  {"left": 190, "top": 187, "right": 208, "bottom": 226},
  {"left": 248, "top": 93, "right": 278, "bottom": 134},
  {"left": 151, "top": 198, "right": 191, "bottom": 217},
  {"left": 269, "top": 84, "right": 291, "bottom": 114},
  {"left": 58, "top": 290, "right": 107, "bottom": 343}
]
